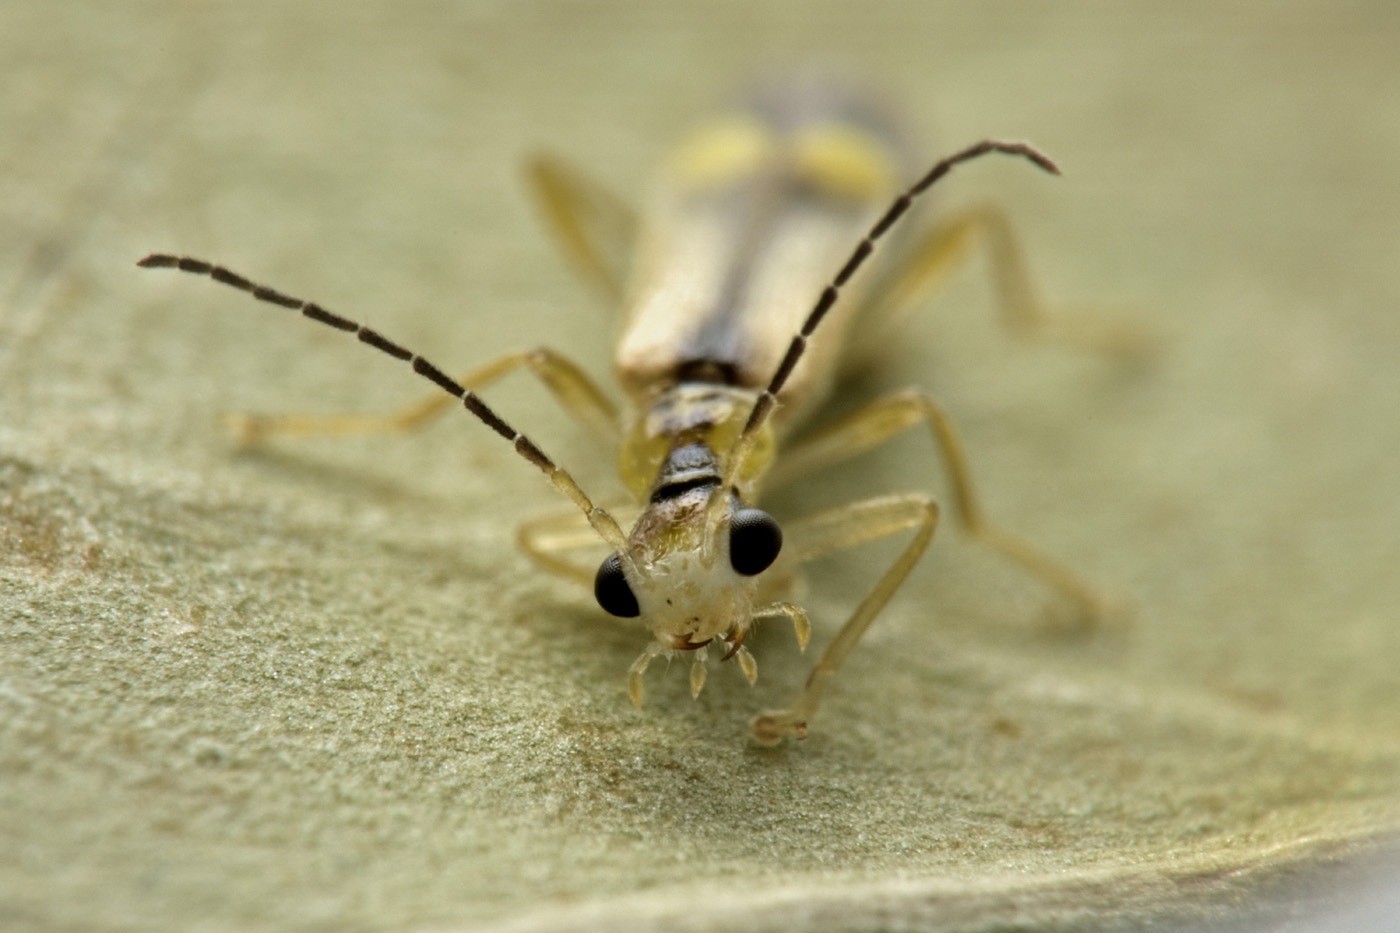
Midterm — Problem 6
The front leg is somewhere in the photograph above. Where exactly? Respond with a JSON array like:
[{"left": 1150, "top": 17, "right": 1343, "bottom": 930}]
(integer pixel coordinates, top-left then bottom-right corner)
[
  {"left": 516, "top": 498, "right": 635, "bottom": 587},
  {"left": 229, "top": 347, "right": 620, "bottom": 449},
  {"left": 769, "top": 389, "right": 1114, "bottom": 623},
  {"left": 751, "top": 493, "right": 939, "bottom": 745}
]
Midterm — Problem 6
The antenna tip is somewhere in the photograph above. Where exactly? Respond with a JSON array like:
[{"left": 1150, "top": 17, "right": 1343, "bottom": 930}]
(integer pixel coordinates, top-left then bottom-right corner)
[{"left": 1021, "top": 145, "right": 1061, "bottom": 176}]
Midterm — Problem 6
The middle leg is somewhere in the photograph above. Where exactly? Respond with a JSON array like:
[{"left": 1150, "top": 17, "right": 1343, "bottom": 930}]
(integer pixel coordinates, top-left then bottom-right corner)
[{"left": 769, "top": 388, "right": 1113, "bottom": 621}]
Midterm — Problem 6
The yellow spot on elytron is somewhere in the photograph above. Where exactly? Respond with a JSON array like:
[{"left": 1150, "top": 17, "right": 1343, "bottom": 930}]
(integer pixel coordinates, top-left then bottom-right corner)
[
  {"left": 793, "top": 122, "right": 898, "bottom": 201},
  {"left": 667, "top": 117, "right": 774, "bottom": 190}
]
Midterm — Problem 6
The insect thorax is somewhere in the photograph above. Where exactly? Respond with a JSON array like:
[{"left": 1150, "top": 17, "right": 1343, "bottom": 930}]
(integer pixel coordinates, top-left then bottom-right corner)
[{"left": 617, "top": 382, "right": 775, "bottom": 502}]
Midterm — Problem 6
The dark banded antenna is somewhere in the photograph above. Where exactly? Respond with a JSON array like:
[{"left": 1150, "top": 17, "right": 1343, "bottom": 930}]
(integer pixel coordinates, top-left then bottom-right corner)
[
  {"left": 136, "top": 253, "right": 631, "bottom": 555},
  {"left": 720, "top": 140, "right": 1060, "bottom": 486}
]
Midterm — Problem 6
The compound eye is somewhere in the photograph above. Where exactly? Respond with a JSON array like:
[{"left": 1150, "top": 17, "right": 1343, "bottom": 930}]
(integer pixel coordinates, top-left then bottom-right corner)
[
  {"left": 594, "top": 552, "right": 640, "bottom": 618},
  {"left": 729, "top": 508, "right": 782, "bottom": 576}
]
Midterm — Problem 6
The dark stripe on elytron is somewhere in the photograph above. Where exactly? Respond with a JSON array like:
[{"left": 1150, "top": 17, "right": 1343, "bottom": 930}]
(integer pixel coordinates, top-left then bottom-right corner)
[
  {"left": 681, "top": 178, "right": 775, "bottom": 382},
  {"left": 649, "top": 475, "right": 722, "bottom": 504},
  {"left": 680, "top": 87, "right": 913, "bottom": 385},
  {"left": 674, "top": 359, "right": 739, "bottom": 385},
  {"left": 682, "top": 173, "right": 868, "bottom": 389}
]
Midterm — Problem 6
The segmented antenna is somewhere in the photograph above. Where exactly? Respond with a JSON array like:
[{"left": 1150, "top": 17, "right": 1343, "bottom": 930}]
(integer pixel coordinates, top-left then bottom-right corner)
[
  {"left": 721, "top": 140, "right": 1060, "bottom": 486},
  {"left": 135, "top": 254, "right": 631, "bottom": 555}
]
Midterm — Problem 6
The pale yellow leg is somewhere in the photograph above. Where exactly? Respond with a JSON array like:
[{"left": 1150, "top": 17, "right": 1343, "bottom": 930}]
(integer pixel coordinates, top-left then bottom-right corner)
[
  {"left": 516, "top": 498, "right": 636, "bottom": 587},
  {"left": 228, "top": 347, "right": 620, "bottom": 448},
  {"left": 523, "top": 153, "right": 638, "bottom": 306},
  {"left": 857, "top": 204, "right": 1147, "bottom": 357},
  {"left": 751, "top": 493, "right": 939, "bottom": 745},
  {"left": 770, "top": 388, "right": 1113, "bottom": 622}
]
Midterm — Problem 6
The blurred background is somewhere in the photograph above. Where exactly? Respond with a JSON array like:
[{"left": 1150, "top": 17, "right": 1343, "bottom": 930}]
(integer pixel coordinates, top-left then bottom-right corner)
[{"left": 2, "top": 2, "right": 1398, "bottom": 930}]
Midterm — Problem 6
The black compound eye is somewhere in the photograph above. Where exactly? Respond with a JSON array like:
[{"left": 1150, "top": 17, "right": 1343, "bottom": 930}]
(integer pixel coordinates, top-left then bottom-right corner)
[
  {"left": 729, "top": 508, "right": 782, "bottom": 576},
  {"left": 594, "top": 552, "right": 640, "bottom": 618}
]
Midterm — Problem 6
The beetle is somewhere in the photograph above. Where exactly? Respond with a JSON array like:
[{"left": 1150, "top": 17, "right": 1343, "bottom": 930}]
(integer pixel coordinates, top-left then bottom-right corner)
[{"left": 139, "top": 83, "right": 1111, "bottom": 743}]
